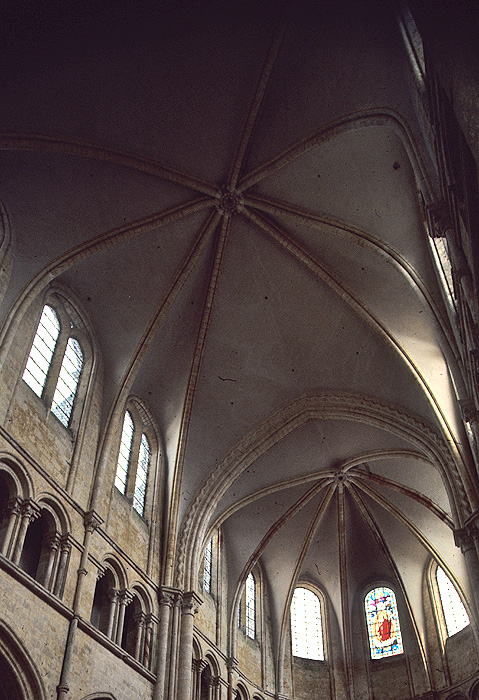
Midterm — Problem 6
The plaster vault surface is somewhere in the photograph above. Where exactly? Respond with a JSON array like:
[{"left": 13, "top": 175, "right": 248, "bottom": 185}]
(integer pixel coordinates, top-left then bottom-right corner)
[{"left": 0, "top": 0, "right": 473, "bottom": 677}]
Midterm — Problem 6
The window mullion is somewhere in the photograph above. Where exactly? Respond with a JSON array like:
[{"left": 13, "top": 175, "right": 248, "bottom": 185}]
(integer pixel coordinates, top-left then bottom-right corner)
[
  {"left": 42, "top": 331, "right": 68, "bottom": 411},
  {"left": 126, "top": 426, "right": 142, "bottom": 500}
]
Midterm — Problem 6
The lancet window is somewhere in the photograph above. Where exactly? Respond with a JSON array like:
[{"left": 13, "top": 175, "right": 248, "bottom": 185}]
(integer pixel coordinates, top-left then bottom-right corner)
[
  {"left": 203, "top": 538, "right": 213, "bottom": 594},
  {"left": 436, "top": 567, "right": 469, "bottom": 637},
  {"left": 22, "top": 297, "right": 91, "bottom": 431},
  {"left": 365, "top": 586, "right": 404, "bottom": 659},
  {"left": 114, "top": 401, "right": 155, "bottom": 519},
  {"left": 291, "top": 586, "right": 324, "bottom": 660}
]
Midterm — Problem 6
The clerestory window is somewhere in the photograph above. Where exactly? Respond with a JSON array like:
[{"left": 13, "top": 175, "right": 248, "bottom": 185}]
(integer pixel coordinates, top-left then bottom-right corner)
[
  {"left": 245, "top": 572, "right": 256, "bottom": 639},
  {"left": 114, "top": 402, "right": 154, "bottom": 518},
  {"left": 291, "top": 587, "right": 324, "bottom": 660},
  {"left": 365, "top": 586, "right": 404, "bottom": 659},
  {"left": 436, "top": 567, "right": 469, "bottom": 637},
  {"left": 22, "top": 299, "right": 89, "bottom": 430},
  {"left": 203, "top": 537, "right": 213, "bottom": 594}
]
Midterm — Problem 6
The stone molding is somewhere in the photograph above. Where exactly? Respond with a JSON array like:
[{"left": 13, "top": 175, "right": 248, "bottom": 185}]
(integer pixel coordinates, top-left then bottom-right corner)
[{"left": 175, "top": 392, "right": 469, "bottom": 589}]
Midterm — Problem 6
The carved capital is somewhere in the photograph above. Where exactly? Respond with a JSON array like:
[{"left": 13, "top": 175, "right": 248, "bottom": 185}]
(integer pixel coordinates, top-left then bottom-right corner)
[
  {"left": 427, "top": 201, "right": 454, "bottom": 238},
  {"left": 59, "top": 534, "right": 73, "bottom": 553},
  {"left": 118, "top": 589, "right": 133, "bottom": 606},
  {"left": 158, "top": 586, "right": 179, "bottom": 608},
  {"left": 227, "top": 656, "right": 238, "bottom": 672},
  {"left": 193, "top": 658, "right": 208, "bottom": 674},
  {"left": 454, "top": 526, "right": 477, "bottom": 553},
  {"left": 133, "top": 611, "right": 146, "bottom": 626},
  {"left": 459, "top": 398, "right": 479, "bottom": 424},
  {"left": 181, "top": 591, "right": 202, "bottom": 616},
  {"left": 21, "top": 499, "right": 40, "bottom": 522},
  {"left": 6, "top": 496, "right": 22, "bottom": 517},
  {"left": 84, "top": 510, "right": 103, "bottom": 533},
  {"left": 145, "top": 612, "right": 159, "bottom": 626},
  {"left": 107, "top": 587, "right": 119, "bottom": 603},
  {"left": 43, "top": 531, "right": 61, "bottom": 550}
]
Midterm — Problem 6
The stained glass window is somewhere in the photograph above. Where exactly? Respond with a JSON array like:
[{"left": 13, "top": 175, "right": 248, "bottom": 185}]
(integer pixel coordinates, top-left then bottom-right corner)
[
  {"left": 115, "top": 411, "right": 134, "bottom": 494},
  {"left": 204, "top": 538, "right": 213, "bottom": 593},
  {"left": 133, "top": 433, "right": 150, "bottom": 516},
  {"left": 365, "top": 587, "right": 403, "bottom": 659},
  {"left": 291, "top": 587, "right": 324, "bottom": 660},
  {"left": 436, "top": 567, "right": 469, "bottom": 637},
  {"left": 23, "top": 305, "right": 60, "bottom": 396},
  {"left": 51, "top": 337, "right": 83, "bottom": 426},
  {"left": 246, "top": 572, "right": 255, "bottom": 639}
]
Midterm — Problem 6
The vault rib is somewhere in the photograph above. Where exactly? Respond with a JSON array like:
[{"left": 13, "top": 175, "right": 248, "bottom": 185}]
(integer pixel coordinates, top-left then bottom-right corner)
[
  {"left": 0, "top": 132, "right": 219, "bottom": 196},
  {"left": 350, "top": 470, "right": 454, "bottom": 528},
  {"left": 349, "top": 476, "right": 455, "bottom": 566},
  {"left": 242, "top": 206, "right": 468, "bottom": 471},
  {"left": 276, "top": 484, "right": 336, "bottom": 693},
  {"left": 227, "top": 22, "right": 287, "bottom": 190},
  {"left": 87, "top": 210, "right": 222, "bottom": 513},
  {"left": 244, "top": 192, "right": 457, "bottom": 359},
  {"left": 349, "top": 484, "right": 432, "bottom": 693},
  {"left": 338, "top": 483, "right": 355, "bottom": 700},
  {"left": 238, "top": 109, "right": 432, "bottom": 200},
  {"left": 166, "top": 215, "right": 231, "bottom": 588},
  {"left": 0, "top": 197, "right": 214, "bottom": 367}
]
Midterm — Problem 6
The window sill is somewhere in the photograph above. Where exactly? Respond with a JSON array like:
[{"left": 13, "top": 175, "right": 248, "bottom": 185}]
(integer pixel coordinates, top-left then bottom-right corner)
[
  {"left": 0, "top": 552, "right": 72, "bottom": 619},
  {"left": 78, "top": 619, "right": 156, "bottom": 682}
]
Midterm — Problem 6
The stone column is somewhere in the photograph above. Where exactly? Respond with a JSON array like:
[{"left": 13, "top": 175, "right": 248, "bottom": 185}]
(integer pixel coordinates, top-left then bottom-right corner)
[
  {"left": 211, "top": 677, "right": 221, "bottom": 700},
  {"left": 167, "top": 592, "right": 182, "bottom": 700},
  {"left": 153, "top": 588, "right": 176, "bottom": 699},
  {"left": 43, "top": 531, "right": 61, "bottom": 590},
  {"left": 12, "top": 499, "right": 40, "bottom": 564},
  {"left": 176, "top": 592, "right": 202, "bottom": 700},
  {"left": 73, "top": 510, "right": 103, "bottom": 612},
  {"left": 455, "top": 524, "right": 479, "bottom": 642},
  {"left": 106, "top": 588, "right": 119, "bottom": 640},
  {"left": 53, "top": 536, "right": 72, "bottom": 598},
  {"left": 1, "top": 496, "right": 22, "bottom": 557},
  {"left": 226, "top": 658, "right": 238, "bottom": 700},
  {"left": 115, "top": 589, "right": 133, "bottom": 645},
  {"left": 134, "top": 611, "right": 146, "bottom": 661},
  {"left": 192, "top": 659, "right": 207, "bottom": 700},
  {"left": 191, "top": 659, "right": 206, "bottom": 700},
  {"left": 144, "top": 612, "right": 158, "bottom": 670}
]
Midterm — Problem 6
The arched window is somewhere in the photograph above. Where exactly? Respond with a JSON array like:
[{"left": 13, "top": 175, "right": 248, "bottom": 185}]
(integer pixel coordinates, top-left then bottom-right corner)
[
  {"left": 203, "top": 538, "right": 213, "bottom": 594},
  {"left": 134, "top": 433, "right": 151, "bottom": 515},
  {"left": 114, "top": 401, "right": 156, "bottom": 519},
  {"left": 291, "top": 587, "right": 324, "bottom": 660},
  {"left": 16, "top": 503, "right": 70, "bottom": 597},
  {"left": 22, "top": 298, "right": 90, "bottom": 431},
  {"left": 115, "top": 411, "right": 134, "bottom": 494},
  {"left": 436, "top": 567, "right": 469, "bottom": 637},
  {"left": 245, "top": 572, "right": 256, "bottom": 639},
  {"left": 22, "top": 305, "right": 60, "bottom": 397},
  {"left": 365, "top": 586, "right": 403, "bottom": 659}
]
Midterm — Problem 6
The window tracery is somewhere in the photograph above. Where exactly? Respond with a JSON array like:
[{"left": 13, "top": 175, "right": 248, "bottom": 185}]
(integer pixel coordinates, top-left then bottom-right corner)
[
  {"left": 22, "top": 297, "right": 90, "bottom": 431},
  {"left": 114, "top": 401, "right": 155, "bottom": 519}
]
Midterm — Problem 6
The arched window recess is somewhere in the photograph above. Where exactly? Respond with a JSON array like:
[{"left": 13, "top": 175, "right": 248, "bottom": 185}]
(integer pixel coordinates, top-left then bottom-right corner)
[
  {"left": 429, "top": 562, "right": 470, "bottom": 643},
  {"left": 21, "top": 293, "right": 93, "bottom": 434},
  {"left": 238, "top": 567, "right": 262, "bottom": 643},
  {"left": 364, "top": 585, "right": 404, "bottom": 659},
  {"left": 290, "top": 585, "right": 325, "bottom": 661},
  {"left": 114, "top": 398, "right": 159, "bottom": 520}
]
